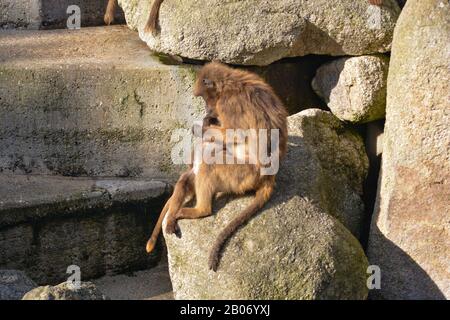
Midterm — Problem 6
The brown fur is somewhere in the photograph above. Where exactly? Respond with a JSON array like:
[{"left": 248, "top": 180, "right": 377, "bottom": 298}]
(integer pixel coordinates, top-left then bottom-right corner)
[
  {"left": 368, "top": 0, "right": 383, "bottom": 5},
  {"left": 146, "top": 62, "right": 287, "bottom": 271},
  {"left": 145, "top": 0, "right": 164, "bottom": 34}
]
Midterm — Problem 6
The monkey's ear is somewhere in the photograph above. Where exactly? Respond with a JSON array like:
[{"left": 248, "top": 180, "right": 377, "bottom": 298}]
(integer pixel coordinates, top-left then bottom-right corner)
[{"left": 203, "top": 78, "right": 214, "bottom": 89}]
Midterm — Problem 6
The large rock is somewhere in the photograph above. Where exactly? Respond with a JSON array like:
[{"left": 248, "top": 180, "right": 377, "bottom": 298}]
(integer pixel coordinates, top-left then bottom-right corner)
[
  {"left": 22, "top": 282, "right": 108, "bottom": 300},
  {"left": 312, "top": 55, "right": 389, "bottom": 123},
  {"left": 118, "top": 0, "right": 400, "bottom": 66},
  {"left": 164, "top": 109, "right": 369, "bottom": 300},
  {"left": 0, "top": 270, "right": 37, "bottom": 300},
  {"left": 368, "top": 0, "right": 450, "bottom": 300}
]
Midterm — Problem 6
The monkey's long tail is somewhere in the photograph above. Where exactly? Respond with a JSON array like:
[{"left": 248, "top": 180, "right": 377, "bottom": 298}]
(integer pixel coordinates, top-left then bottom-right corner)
[
  {"left": 145, "top": 0, "right": 164, "bottom": 34},
  {"left": 208, "top": 179, "right": 274, "bottom": 271},
  {"left": 146, "top": 199, "right": 170, "bottom": 253}
]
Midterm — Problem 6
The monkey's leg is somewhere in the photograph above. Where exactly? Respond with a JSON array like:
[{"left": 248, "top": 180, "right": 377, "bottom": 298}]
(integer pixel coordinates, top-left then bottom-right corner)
[
  {"left": 166, "top": 168, "right": 215, "bottom": 234},
  {"left": 104, "top": 0, "right": 117, "bottom": 25},
  {"left": 208, "top": 177, "right": 275, "bottom": 271},
  {"left": 146, "top": 170, "right": 194, "bottom": 252}
]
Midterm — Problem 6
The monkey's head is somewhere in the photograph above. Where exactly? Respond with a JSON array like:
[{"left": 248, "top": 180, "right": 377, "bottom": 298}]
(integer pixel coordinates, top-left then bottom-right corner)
[{"left": 194, "top": 61, "right": 234, "bottom": 113}]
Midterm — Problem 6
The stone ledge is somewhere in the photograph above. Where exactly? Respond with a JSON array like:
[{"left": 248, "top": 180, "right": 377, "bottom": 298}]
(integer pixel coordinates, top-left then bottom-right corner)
[{"left": 0, "top": 174, "right": 171, "bottom": 284}]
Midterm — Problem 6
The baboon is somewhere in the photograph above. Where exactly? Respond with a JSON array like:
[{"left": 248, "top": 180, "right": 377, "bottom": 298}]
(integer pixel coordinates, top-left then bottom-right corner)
[{"left": 146, "top": 62, "right": 288, "bottom": 271}]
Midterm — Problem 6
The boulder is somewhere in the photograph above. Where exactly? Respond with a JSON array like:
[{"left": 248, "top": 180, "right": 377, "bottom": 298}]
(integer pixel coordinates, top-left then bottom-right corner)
[
  {"left": 163, "top": 109, "right": 369, "bottom": 300},
  {"left": 0, "top": 270, "right": 36, "bottom": 300},
  {"left": 22, "top": 281, "right": 108, "bottom": 300},
  {"left": 368, "top": 0, "right": 450, "bottom": 299},
  {"left": 118, "top": 0, "right": 400, "bottom": 65},
  {"left": 312, "top": 55, "right": 389, "bottom": 123}
]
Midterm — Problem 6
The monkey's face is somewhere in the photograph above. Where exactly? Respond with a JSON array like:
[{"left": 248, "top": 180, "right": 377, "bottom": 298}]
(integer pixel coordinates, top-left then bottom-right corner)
[{"left": 194, "top": 75, "right": 217, "bottom": 114}]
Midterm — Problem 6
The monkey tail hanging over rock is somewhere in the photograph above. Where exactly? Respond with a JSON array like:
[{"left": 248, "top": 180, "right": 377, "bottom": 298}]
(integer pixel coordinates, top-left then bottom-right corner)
[
  {"left": 144, "top": 0, "right": 164, "bottom": 34},
  {"left": 146, "top": 62, "right": 288, "bottom": 271}
]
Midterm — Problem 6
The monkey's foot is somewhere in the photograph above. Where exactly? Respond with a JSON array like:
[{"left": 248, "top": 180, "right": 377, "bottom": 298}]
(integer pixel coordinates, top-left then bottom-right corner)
[
  {"left": 165, "top": 218, "right": 181, "bottom": 237},
  {"left": 104, "top": 12, "right": 115, "bottom": 25}
]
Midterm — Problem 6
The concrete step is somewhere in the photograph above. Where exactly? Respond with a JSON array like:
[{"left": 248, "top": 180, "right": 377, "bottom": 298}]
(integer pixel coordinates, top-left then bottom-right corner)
[
  {"left": 0, "top": 26, "right": 204, "bottom": 179},
  {"left": 0, "top": 173, "right": 171, "bottom": 285},
  {"left": 1, "top": 0, "right": 125, "bottom": 30},
  {"left": 0, "top": 26, "right": 326, "bottom": 179}
]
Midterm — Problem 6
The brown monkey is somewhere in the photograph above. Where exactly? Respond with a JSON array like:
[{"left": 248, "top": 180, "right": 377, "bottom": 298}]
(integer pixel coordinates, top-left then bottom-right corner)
[{"left": 146, "top": 62, "right": 288, "bottom": 271}]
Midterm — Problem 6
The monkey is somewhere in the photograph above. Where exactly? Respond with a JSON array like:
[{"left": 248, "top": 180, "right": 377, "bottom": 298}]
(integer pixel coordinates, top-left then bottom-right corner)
[{"left": 145, "top": 62, "right": 288, "bottom": 271}]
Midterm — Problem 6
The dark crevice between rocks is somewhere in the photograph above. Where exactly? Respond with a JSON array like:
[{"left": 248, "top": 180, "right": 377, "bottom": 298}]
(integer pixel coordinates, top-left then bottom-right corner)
[
  {"left": 155, "top": 54, "right": 334, "bottom": 115},
  {"left": 359, "top": 119, "right": 385, "bottom": 251}
]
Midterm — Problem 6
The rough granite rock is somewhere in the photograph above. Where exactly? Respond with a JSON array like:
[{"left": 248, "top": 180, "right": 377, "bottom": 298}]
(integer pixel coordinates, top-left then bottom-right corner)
[
  {"left": 163, "top": 109, "right": 369, "bottom": 300},
  {"left": 368, "top": 0, "right": 450, "bottom": 300},
  {"left": 312, "top": 55, "right": 389, "bottom": 123},
  {"left": 0, "top": 270, "right": 37, "bottom": 300},
  {"left": 22, "top": 281, "right": 108, "bottom": 300},
  {"left": 118, "top": 0, "right": 400, "bottom": 65}
]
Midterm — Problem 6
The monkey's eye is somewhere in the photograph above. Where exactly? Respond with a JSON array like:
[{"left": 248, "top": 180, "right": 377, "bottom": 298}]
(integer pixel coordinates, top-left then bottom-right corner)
[{"left": 203, "top": 78, "right": 213, "bottom": 88}]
